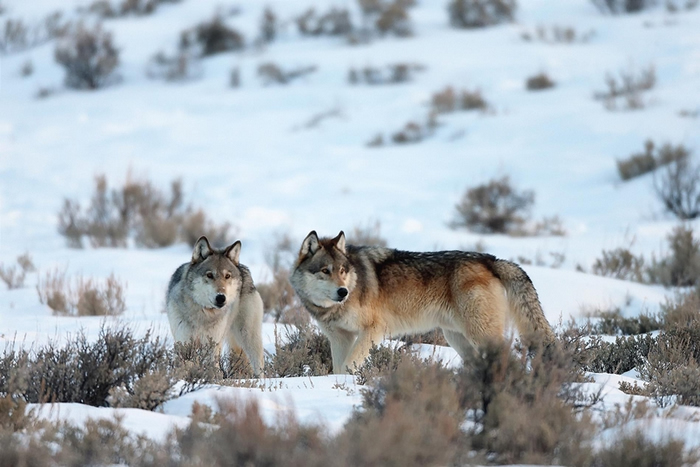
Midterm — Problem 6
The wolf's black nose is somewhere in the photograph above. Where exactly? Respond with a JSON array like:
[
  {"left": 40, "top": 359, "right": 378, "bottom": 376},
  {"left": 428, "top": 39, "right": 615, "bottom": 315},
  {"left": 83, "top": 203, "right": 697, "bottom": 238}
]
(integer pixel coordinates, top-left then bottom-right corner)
[
  {"left": 215, "top": 294, "right": 226, "bottom": 307},
  {"left": 337, "top": 287, "right": 348, "bottom": 299}
]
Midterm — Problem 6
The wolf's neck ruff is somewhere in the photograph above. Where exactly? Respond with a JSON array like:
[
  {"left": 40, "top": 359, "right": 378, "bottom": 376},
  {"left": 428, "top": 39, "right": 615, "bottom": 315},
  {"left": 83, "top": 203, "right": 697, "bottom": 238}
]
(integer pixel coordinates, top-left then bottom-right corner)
[{"left": 297, "top": 296, "right": 344, "bottom": 322}]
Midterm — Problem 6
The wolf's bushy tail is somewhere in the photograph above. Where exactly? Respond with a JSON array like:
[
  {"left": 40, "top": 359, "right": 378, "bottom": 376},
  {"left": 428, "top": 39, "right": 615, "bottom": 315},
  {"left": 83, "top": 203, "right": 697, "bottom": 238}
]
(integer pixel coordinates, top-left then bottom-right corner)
[{"left": 492, "top": 259, "right": 556, "bottom": 343}]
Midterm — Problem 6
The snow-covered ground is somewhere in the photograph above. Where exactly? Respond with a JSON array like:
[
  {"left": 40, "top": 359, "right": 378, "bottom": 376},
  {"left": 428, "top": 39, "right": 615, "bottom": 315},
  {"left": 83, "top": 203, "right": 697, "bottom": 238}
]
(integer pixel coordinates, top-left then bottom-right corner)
[{"left": 2, "top": 0, "right": 700, "bottom": 456}]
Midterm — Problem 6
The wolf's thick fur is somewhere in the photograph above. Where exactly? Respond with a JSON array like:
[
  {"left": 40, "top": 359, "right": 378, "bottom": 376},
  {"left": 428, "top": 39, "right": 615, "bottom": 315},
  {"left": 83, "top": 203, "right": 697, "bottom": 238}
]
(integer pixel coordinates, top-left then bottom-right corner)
[
  {"left": 166, "top": 236, "right": 264, "bottom": 377},
  {"left": 290, "top": 231, "right": 555, "bottom": 374}
]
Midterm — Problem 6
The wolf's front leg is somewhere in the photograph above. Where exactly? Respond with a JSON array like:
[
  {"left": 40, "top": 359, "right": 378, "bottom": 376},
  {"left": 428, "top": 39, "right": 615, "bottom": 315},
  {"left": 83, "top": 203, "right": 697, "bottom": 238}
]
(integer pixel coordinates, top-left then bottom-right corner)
[
  {"left": 342, "top": 329, "right": 383, "bottom": 374},
  {"left": 230, "top": 293, "right": 265, "bottom": 377},
  {"left": 318, "top": 323, "right": 356, "bottom": 375}
]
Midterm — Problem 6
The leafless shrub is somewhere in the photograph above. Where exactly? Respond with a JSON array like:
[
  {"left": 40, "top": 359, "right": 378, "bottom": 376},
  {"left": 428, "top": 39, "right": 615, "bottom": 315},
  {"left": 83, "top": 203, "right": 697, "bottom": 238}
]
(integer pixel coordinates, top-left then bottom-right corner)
[
  {"left": 35, "top": 86, "right": 58, "bottom": 99},
  {"left": 173, "top": 339, "right": 227, "bottom": 393},
  {"left": 164, "top": 398, "right": 328, "bottom": 466},
  {"left": 391, "top": 120, "right": 427, "bottom": 144},
  {"left": 347, "top": 220, "right": 387, "bottom": 247},
  {"left": 348, "top": 62, "right": 424, "bottom": 85},
  {"left": 666, "top": 0, "right": 700, "bottom": 11},
  {"left": 532, "top": 214, "right": 567, "bottom": 236},
  {"left": 641, "top": 321, "right": 700, "bottom": 407},
  {"left": 587, "top": 429, "right": 698, "bottom": 466},
  {"left": 647, "top": 224, "right": 700, "bottom": 286},
  {"left": 1, "top": 326, "right": 172, "bottom": 407},
  {"left": 592, "top": 247, "right": 646, "bottom": 281},
  {"left": 16, "top": 253, "right": 35, "bottom": 273},
  {"left": 296, "top": 7, "right": 353, "bottom": 37},
  {"left": 0, "top": 326, "right": 257, "bottom": 413},
  {"left": 594, "top": 64, "right": 656, "bottom": 110},
  {"left": 399, "top": 329, "right": 449, "bottom": 346},
  {"left": 89, "top": 0, "right": 182, "bottom": 18},
  {"left": 450, "top": 175, "right": 535, "bottom": 234},
  {"left": 0, "top": 265, "right": 24, "bottom": 289},
  {"left": 58, "top": 174, "right": 233, "bottom": 248},
  {"left": 55, "top": 22, "right": 120, "bottom": 90},
  {"left": 339, "top": 355, "right": 463, "bottom": 465},
  {"left": 108, "top": 368, "right": 175, "bottom": 410},
  {"left": 77, "top": 275, "right": 127, "bottom": 317},
  {"left": 591, "top": 0, "right": 656, "bottom": 13},
  {"left": 352, "top": 342, "right": 412, "bottom": 385},
  {"left": 260, "top": 7, "right": 277, "bottom": 43},
  {"left": 0, "top": 12, "right": 69, "bottom": 55},
  {"left": 570, "top": 327, "right": 654, "bottom": 374},
  {"left": 179, "top": 207, "right": 232, "bottom": 248},
  {"left": 448, "top": 0, "right": 517, "bottom": 28},
  {"left": 588, "top": 308, "right": 662, "bottom": 335},
  {"left": 679, "top": 108, "right": 700, "bottom": 118},
  {"left": 0, "top": 18, "right": 29, "bottom": 53},
  {"left": 654, "top": 155, "right": 700, "bottom": 220},
  {"left": 266, "top": 324, "right": 332, "bottom": 377},
  {"left": 521, "top": 25, "right": 595, "bottom": 43},
  {"left": 257, "top": 232, "right": 307, "bottom": 325},
  {"left": 617, "top": 140, "right": 689, "bottom": 181},
  {"left": 430, "top": 86, "right": 489, "bottom": 114},
  {"left": 526, "top": 71, "right": 556, "bottom": 90},
  {"left": 180, "top": 14, "right": 244, "bottom": 57},
  {"left": 352, "top": 0, "right": 414, "bottom": 41},
  {"left": 458, "top": 339, "right": 593, "bottom": 464},
  {"left": 375, "top": 1, "right": 413, "bottom": 36},
  {"left": 257, "top": 62, "right": 317, "bottom": 85},
  {"left": 659, "top": 290, "right": 700, "bottom": 329},
  {"left": 146, "top": 50, "right": 201, "bottom": 82},
  {"left": 36, "top": 269, "right": 126, "bottom": 317},
  {"left": 35, "top": 268, "right": 70, "bottom": 314}
]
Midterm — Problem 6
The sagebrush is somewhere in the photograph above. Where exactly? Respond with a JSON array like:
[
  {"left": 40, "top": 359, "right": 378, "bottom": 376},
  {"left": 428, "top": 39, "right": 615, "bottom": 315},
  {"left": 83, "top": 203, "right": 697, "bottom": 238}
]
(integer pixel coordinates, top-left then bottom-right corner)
[
  {"left": 54, "top": 22, "right": 119, "bottom": 90},
  {"left": 57, "top": 174, "right": 233, "bottom": 248}
]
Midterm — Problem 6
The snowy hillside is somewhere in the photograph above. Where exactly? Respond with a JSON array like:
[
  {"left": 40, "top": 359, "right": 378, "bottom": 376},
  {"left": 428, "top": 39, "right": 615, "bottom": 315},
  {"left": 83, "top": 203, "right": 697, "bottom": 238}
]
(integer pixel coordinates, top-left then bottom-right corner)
[{"left": 2, "top": 0, "right": 700, "bottom": 463}]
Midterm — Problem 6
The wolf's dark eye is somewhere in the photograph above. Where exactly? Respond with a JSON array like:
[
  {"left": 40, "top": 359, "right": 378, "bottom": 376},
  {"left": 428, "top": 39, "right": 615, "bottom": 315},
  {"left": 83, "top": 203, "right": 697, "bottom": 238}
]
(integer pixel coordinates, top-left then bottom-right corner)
[
  {"left": 225, "top": 273, "right": 231, "bottom": 280},
  {"left": 321, "top": 267, "right": 330, "bottom": 275},
  {"left": 206, "top": 272, "right": 214, "bottom": 279},
  {"left": 339, "top": 267, "right": 345, "bottom": 275}
]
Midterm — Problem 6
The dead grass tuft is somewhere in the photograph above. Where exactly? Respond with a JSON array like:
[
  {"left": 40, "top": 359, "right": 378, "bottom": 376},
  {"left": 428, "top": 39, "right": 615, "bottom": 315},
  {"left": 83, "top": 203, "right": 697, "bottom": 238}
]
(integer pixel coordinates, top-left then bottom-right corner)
[
  {"left": 36, "top": 269, "right": 126, "bottom": 316},
  {"left": 595, "top": 64, "right": 656, "bottom": 110}
]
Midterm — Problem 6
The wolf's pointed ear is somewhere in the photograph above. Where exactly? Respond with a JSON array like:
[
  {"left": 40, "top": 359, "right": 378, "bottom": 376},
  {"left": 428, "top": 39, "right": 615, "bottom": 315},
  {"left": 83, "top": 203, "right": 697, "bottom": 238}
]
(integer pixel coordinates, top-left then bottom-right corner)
[
  {"left": 333, "top": 231, "right": 346, "bottom": 253},
  {"left": 299, "top": 231, "right": 320, "bottom": 258},
  {"left": 192, "top": 236, "right": 213, "bottom": 263},
  {"left": 224, "top": 241, "right": 241, "bottom": 265}
]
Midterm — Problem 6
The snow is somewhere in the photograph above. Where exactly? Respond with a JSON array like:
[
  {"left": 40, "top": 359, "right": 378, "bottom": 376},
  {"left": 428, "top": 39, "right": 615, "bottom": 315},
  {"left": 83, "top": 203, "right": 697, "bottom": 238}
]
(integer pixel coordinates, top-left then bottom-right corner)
[{"left": 2, "top": 0, "right": 700, "bottom": 457}]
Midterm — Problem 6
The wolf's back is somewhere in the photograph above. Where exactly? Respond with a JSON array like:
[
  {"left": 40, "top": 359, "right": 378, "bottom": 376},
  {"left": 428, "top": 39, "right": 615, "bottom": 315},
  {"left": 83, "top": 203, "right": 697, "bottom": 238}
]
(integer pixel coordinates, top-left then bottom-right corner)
[{"left": 492, "top": 259, "right": 555, "bottom": 342}]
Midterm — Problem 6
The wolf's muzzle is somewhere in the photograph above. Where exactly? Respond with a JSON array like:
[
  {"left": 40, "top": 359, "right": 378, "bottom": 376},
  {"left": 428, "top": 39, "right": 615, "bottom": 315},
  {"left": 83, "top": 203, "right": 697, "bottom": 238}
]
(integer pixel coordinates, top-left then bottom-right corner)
[
  {"left": 215, "top": 293, "right": 226, "bottom": 307},
  {"left": 336, "top": 287, "right": 348, "bottom": 301}
]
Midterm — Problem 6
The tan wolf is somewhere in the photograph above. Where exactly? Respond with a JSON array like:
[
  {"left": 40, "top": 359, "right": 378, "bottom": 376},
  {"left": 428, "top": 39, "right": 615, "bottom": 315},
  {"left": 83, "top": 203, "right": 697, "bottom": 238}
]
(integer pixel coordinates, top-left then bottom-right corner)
[
  {"left": 290, "top": 231, "right": 555, "bottom": 374},
  {"left": 166, "top": 236, "right": 264, "bottom": 377}
]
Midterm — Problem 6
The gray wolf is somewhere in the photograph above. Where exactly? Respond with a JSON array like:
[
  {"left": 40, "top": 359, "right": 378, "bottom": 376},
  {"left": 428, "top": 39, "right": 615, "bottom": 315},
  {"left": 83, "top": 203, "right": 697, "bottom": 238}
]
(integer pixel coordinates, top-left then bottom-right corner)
[
  {"left": 166, "top": 236, "right": 264, "bottom": 377},
  {"left": 290, "top": 231, "right": 555, "bottom": 374}
]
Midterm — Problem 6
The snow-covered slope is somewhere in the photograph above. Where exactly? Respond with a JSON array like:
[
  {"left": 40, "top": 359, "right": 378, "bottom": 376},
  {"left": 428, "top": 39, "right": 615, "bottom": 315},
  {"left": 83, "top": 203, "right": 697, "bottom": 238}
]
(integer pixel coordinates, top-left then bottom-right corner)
[{"left": 2, "top": 0, "right": 700, "bottom": 456}]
